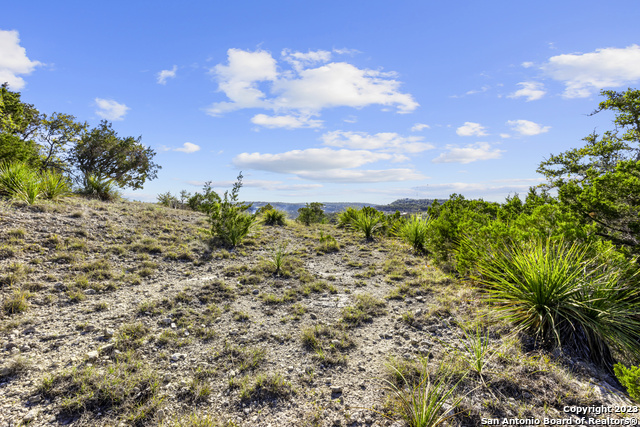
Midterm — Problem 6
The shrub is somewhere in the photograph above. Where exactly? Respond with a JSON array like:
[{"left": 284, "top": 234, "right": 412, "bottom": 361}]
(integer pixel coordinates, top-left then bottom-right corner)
[
  {"left": 473, "top": 236, "right": 640, "bottom": 370},
  {"left": 81, "top": 173, "right": 120, "bottom": 201},
  {"left": 157, "top": 191, "right": 180, "bottom": 208},
  {"left": 205, "top": 173, "right": 257, "bottom": 247},
  {"left": 0, "top": 161, "right": 41, "bottom": 203},
  {"left": 383, "top": 357, "right": 464, "bottom": 427},
  {"left": 262, "top": 209, "right": 287, "bottom": 226},
  {"left": 614, "top": 363, "right": 640, "bottom": 403},
  {"left": 39, "top": 169, "right": 72, "bottom": 201},
  {"left": 347, "top": 207, "right": 386, "bottom": 240},
  {"left": 394, "top": 214, "right": 432, "bottom": 254},
  {"left": 297, "top": 202, "right": 325, "bottom": 226}
]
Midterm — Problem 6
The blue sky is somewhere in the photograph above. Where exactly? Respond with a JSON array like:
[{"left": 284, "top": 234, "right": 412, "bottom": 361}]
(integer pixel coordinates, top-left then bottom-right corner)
[{"left": 2, "top": 1, "right": 640, "bottom": 204}]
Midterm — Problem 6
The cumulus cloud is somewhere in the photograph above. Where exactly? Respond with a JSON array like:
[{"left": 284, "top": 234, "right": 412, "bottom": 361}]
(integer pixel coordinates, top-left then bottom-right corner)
[
  {"left": 233, "top": 148, "right": 393, "bottom": 173},
  {"left": 95, "top": 98, "right": 129, "bottom": 121},
  {"left": 175, "top": 142, "right": 201, "bottom": 153},
  {"left": 0, "top": 30, "right": 41, "bottom": 90},
  {"left": 432, "top": 142, "right": 504, "bottom": 164},
  {"left": 507, "top": 119, "right": 550, "bottom": 136},
  {"left": 456, "top": 122, "right": 488, "bottom": 137},
  {"left": 207, "top": 48, "right": 418, "bottom": 119},
  {"left": 157, "top": 65, "right": 177, "bottom": 85},
  {"left": 509, "top": 81, "right": 546, "bottom": 101},
  {"left": 321, "top": 130, "right": 434, "bottom": 153},
  {"left": 411, "top": 123, "right": 430, "bottom": 132},
  {"left": 232, "top": 147, "right": 423, "bottom": 183},
  {"left": 250, "top": 114, "right": 323, "bottom": 129},
  {"left": 543, "top": 45, "right": 640, "bottom": 98},
  {"left": 295, "top": 168, "right": 425, "bottom": 183}
]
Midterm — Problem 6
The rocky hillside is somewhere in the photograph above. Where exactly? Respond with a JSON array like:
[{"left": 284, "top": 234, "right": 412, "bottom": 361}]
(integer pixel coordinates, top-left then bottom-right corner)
[{"left": 0, "top": 197, "right": 636, "bottom": 426}]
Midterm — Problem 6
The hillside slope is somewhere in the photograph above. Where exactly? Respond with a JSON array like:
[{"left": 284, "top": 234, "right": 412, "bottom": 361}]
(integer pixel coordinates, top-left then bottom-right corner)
[{"left": 0, "top": 198, "right": 635, "bottom": 426}]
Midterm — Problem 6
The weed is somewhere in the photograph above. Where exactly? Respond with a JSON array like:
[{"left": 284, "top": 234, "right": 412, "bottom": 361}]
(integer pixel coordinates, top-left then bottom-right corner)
[
  {"left": 382, "top": 356, "right": 464, "bottom": 427},
  {"left": 341, "top": 293, "right": 386, "bottom": 327},
  {"left": 3, "top": 289, "right": 32, "bottom": 314},
  {"left": 239, "top": 373, "right": 294, "bottom": 402}
]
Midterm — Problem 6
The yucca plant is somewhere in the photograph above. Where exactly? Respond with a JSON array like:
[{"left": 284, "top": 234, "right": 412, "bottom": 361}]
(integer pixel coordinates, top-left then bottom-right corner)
[
  {"left": 472, "top": 236, "right": 640, "bottom": 370},
  {"left": 347, "top": 207, "right": 386, "bottom": 240},
  {"left": 395, "top": 215, "right": 432, "bottom": 254},
  {"left": 39, "top": 169, "right": 72, "bottom": 201},
  {"left": 82, "top": 173, "right": 120, "bottom": 201},
  {"left": 382, "top": 357, "right": 463, "bottom": 427},
  {"left": 0, "top": 161, "right": 42, "bottom": 203},
  {"left": 262, "top": 209, "right": 287, "bottom": 226},
  {"left": 264, "top": 242, "right": 289, "bottom": 276}
]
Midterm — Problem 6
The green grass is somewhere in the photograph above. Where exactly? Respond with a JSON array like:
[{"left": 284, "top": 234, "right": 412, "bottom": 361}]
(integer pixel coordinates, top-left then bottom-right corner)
[
  {"left": 341, "top": 293, "right": 386, "bottom": 327},
  {"left": 382, "top": 357, "right": 464, "bottom": 427}
]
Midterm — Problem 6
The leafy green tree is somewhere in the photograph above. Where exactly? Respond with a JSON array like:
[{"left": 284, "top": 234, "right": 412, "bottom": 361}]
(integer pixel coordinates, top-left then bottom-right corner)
[
  {"left": 37, "top": 113, "right": 87, "bottom": 172},
  {"left": 537, "top": 88, "right": 640, "bottom": 252},
  {"left": 70, "top": 120, "right": 160, "bottom": 190},
  {"left": 297, "top": 202, "right": 326, "bottom": 226},
  {"left": 0, "top": 84, "right": 41, "bottom": 166}
]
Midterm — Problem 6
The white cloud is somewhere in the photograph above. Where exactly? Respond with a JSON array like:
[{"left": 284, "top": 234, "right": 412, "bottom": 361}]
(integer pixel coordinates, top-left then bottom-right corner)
[
  {"left": 281, "top": 49, "right": 332, "bottom": 71},
  {"left": 0, "top": 30, "right": 41, "bottom": 90},
  {"left": 232, "top": 147, "right": 424, "bottom": 183},
  {"left": 413, "top": 177, "right": 545, "bottom": 198},
  {"left": 251, "top": 114, "right": 323, "bottom": 129},
  {"left": 157, "top": 65, "right": 177, "bottom": 85},
  {"left": 175, "top": 142, "right": 201, "bottom": 153},
  {"left": 207, "top": 48, "right": 418, "bottom": 118},
  {"left": 456, "top": 122, "right": 487, "bottom": 137},
  {"left": 521, "top": 62, "right": 534, "bottom": 68},
  {"left": 411, "top": 123, "right": 430, "bottom": 132},
  {"left": 295, "top": 168, "right": 425, "bottom": 183},
  {"left": 509, "top": 81, "right": 546, "bottom": 101},
  {"left": 500, "top": 133, "right": 511, "bottom": 139},
  {"left": 206, "top": 49, "right": 277, "bottom": 115},
  {"left": 432, "top": 142, "right": 504, "bottom": 164},
  {"left": 321, "top": 130, "right": 434, "bottom": 153},
  {"left": 187, "top": 179, "right": 323, "bottom": 191},
  {"left": 543, "top": 45, "right": 640, "bottom": 98},
  {"left": 233, "top": 148, "right": 393, "bottom": 173},
  {"left": 506, "top": 119, "right": 550, "bottom": 136},
  {"left": 95, "top": 98, "right": 129, "bottom": 121}
]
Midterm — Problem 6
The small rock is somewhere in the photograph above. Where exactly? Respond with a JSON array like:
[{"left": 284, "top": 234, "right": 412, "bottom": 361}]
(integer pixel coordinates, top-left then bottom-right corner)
[
  {"left": 330, "top": 385, "right": 342, "bottom": 394},
  {"left": 23, "top": 409, "right": 37, "bottom": 422},
  {"left": 309, "top": 313, "right": 317, "bottom": 320},
  {"left": 252, "top": 289, "right": 259, "bottom": 295},
  {"left": 104, "top": 328, "right": 115, "bottom": 338},
  {"left": 170, "top": 353, "right": 182, "bottom": 362},
  {"left": 84, "top": 289, "right": 96, "bottom": 295},
  {"left": 160, "top": 318, "right": 172, "bottom": 326},
  {"left": 86, "top": 351, "right": 99, "bottom": 361},
  {"left": 170, "top": 323, "right": 177, "bottom": 329}
]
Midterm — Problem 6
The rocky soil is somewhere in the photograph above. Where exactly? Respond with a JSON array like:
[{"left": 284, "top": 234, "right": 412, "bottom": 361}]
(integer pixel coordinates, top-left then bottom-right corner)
[{"left": 0, "top": 198, "right": 637, "bottom": 427}]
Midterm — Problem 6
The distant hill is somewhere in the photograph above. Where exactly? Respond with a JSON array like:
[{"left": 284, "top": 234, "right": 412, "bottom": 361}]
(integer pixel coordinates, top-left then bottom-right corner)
[{"left": 249, "top": 198, "right": 447, "bottom": 218}]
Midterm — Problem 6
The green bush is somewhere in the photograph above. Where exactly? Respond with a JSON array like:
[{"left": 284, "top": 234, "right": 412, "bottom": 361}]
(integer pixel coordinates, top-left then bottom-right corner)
[
  {"left": 297, "top": 202, "right": 325, "bottom": 226},
  {"left": 39, "top": 169, "right": 72, "bottom": 201},
  {"left": 394, "top": 214, "right": 432, "bottom": 254},
  {"left": 157, "top": 191, "right": 179, "bottom": 208},
  {"left": 473, "top": 236, "right": 640, "bottom": 370},
  {"left": 206, "top": 173, "right": 257, "bottom": 247},
  {"left": 81, "top": 173, "right": 120, "bottom": 201},
  {"left": 0, "top": 161, "right": 70, "bottom": 204},
  {"left": 262, "top": 209, "right": 287, "bottom": 226},
  {"left": 614, "top": 363, "right": 640, "bottom": 403},
  {"left": 343, "top": 206, "right": 386, "bottom": 240}
]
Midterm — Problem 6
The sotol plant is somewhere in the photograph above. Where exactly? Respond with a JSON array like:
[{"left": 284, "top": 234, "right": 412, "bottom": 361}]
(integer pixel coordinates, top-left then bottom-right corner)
[{"left": 471, "top": 236, "right": 640, "bottom": 370}]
